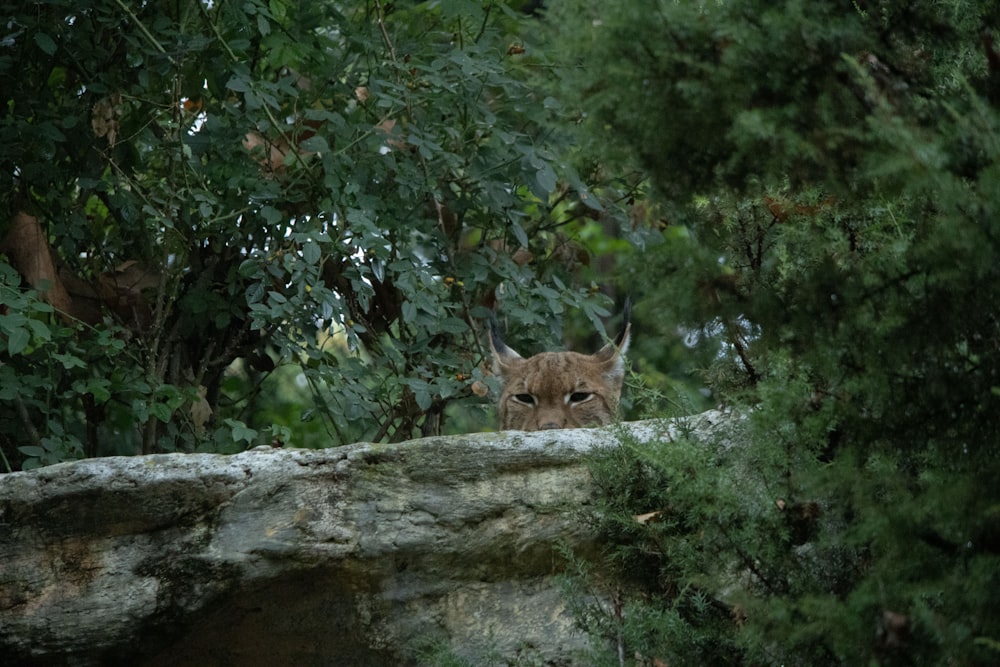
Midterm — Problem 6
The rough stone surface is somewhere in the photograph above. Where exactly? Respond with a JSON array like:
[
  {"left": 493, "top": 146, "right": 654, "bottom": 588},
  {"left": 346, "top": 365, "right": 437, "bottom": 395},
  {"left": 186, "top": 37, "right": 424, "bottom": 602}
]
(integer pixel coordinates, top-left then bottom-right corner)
[{"left": 0, "top": 412, "right": 729, "bottom": 666}]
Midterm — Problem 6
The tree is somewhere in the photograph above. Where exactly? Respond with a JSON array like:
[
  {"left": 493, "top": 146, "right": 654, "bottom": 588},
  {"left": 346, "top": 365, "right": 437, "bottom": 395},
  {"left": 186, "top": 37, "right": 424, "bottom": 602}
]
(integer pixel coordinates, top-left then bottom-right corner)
[
  {"left": 544, "top": 0, "right": 1000, "bottom": 664},
  {"left": 0, "top": 0, "right": 625, "bottom": 471}
]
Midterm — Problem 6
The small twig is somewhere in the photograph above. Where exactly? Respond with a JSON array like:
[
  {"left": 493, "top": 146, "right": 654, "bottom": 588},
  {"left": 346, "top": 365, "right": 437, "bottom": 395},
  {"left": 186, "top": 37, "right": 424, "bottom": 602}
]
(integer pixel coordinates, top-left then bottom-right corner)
[
  {"left": 373, "top": 0, "right": 398, "bottom": 63},
  {"left": 14, "top": 395, "right": 43, "bottom": 448},
  {"left": 113, "top": 0, "right": 171, "bottom": 60},
  {"left": 614, "top": 588, "right": 626, "bottom": 667},
  {"left": 473, "top": 2, "right": 493, "bottom": 43},
  {"left": 372, "top": 411, "right": 394, "bottom": 443},
  {"left": 727, "top": 321, "right": 760, "bottom": 384},
  {"left": 197, "top": 0, "right": 239, "bottom": 62},
  {"left": 0, "top": 440, "right": 12, "bottom": 473}
]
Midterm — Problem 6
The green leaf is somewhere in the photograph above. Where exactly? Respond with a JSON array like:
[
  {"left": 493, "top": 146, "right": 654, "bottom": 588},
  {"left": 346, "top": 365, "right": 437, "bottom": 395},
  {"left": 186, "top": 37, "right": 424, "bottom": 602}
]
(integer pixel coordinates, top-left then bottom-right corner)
[
  {"left": 34, "top": 32, "right": 57, "bottom": 55},
  {"left": 402, "top": 300, "right": 416, "bottom": 322},
  {"left": 53, "top": 352, "right": 86, "bottom": 369},
  {"left": 87, "top": 379, "right": 112, "bottom": 404},
  {"left": 132, "top": 399, "right": 150, "bottom": 424},
  {"left": 261, "top": 205, "right": 283, "bottom": 225},
  {"left": 302, "top": 240, "right": 321, "bottom": 265},
  {"left": 239, "top": 259, "right": 264, "bottom": 279},
  {"left": 510, "top": 222, "right": 529, "bottom": 249},
  {"left": 535, "top": 163, "right": 557, "bottom": 194},
  {"left": 0, "top": 312, "right": 27, "bottom": 332},
  {"left": 226, "top": 74, "right": 250, "bottom": 92},
  {"left": 152, "top": 402, "right": 174, "bottom": 423},
  {"left": 226, "top": 418, "right": 258, "bottom": 443},
  {"left": 18, "top": 446, "right": 46, "bottom": 457},
  {"left": 26, "top": 318, "right": 52, "bottom": 341},
  {"left": 403, "top": 379, "right": 433, "bottom": 411},
  {"left": 299, "top": 135, "right": 329, "bottom": 153},
  {"left": 438, "top": 317, "right": 467, "bottom": 334},
  {"left": 7, "top": 327, "right": 29, "bottom": 356},
  {"left": 577, "top": 188, "right": 603, "bottom": 211}
]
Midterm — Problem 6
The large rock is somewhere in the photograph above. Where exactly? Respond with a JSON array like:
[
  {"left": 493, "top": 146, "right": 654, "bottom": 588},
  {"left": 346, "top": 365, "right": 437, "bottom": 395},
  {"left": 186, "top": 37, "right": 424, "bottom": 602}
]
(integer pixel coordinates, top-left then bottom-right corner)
[{"left": 0, "top": 412, "right": 728, "bottom": 666}]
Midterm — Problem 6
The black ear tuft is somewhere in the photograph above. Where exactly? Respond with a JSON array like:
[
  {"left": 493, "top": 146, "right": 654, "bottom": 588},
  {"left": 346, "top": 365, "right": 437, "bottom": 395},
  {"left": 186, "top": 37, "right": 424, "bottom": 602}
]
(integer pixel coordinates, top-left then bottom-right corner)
[
  {"left": 614, "top": 297, "right": 632, "bottom": 349},
  {"left": 488, "top": 311, "right": 505, "bottom": 354}
]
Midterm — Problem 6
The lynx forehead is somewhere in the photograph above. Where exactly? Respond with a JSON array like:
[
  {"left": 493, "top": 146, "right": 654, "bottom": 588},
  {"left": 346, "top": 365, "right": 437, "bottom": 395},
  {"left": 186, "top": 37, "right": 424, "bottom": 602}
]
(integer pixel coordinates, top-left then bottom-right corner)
[{"left": 489, "top": 305, "right": 631, "bottom": 431}]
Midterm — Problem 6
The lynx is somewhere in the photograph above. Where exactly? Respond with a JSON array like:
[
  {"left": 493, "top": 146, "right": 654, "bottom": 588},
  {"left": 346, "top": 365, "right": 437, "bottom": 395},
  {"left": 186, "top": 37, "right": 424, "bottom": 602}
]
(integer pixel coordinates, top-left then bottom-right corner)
[{"left": 489, "top": 304, "right": 631, "bottom": 431}]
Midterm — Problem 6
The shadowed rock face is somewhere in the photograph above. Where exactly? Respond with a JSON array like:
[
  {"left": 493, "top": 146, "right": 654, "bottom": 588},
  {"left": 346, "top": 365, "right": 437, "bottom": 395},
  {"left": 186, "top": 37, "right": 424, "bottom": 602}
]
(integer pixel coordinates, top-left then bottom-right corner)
[{"left": 0, "top": 415, "right": 724, "bottom": 666}]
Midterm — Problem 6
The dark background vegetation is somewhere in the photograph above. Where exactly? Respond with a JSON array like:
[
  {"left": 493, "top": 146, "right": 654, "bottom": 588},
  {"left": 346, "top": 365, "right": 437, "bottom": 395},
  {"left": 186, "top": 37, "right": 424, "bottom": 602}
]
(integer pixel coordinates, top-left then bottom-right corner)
[{"left": 2, "top": 0, "right": 999, "bottom": 664}]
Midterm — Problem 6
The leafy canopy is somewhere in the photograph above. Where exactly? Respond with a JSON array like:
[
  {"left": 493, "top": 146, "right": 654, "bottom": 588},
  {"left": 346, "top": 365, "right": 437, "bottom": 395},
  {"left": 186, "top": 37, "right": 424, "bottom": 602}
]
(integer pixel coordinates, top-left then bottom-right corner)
[{"left": 0, "top": 0, "right": 628, "bottom": 470}]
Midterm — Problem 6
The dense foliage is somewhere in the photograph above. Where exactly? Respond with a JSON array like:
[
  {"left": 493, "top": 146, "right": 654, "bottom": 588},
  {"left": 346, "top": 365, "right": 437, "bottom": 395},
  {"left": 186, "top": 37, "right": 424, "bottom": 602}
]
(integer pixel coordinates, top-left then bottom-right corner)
[
  {"left": 544, "top": 0, "right": 1000, "bottom": 664},
  {"left": 0, "top": 0, "right": 643, "bottom": 470}
]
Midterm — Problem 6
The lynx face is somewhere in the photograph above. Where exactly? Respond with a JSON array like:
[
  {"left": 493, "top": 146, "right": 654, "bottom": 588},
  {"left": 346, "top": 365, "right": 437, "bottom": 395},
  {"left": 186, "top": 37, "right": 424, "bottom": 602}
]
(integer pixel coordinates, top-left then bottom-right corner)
[{"left": 489, "top": 308, "right": 631, "bottom": 431}]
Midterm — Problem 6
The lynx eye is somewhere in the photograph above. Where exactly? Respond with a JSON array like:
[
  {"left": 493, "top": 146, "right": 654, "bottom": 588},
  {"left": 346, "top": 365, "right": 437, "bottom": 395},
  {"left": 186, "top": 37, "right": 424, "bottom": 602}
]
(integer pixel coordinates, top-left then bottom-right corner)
[
  {"left": 568, "top": 391, "right": 593, "bottom": 404},
  {"left": 513, "top": 393, "right": 536, "bottom": 405}
]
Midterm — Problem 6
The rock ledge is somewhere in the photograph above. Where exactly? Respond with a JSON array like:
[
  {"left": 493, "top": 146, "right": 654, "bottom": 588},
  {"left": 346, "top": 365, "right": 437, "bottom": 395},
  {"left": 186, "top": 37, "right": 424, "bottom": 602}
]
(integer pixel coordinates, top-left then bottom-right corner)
[{"left": 0, "top": 413, "right": 727, "bottom": 666}]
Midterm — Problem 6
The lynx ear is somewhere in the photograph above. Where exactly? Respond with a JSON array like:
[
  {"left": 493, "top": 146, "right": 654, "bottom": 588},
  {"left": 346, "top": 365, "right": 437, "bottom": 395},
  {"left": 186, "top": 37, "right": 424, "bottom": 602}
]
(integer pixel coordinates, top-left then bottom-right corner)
[
  {"left": 595, "top": 299, "right": 631, "bottom": 379},
  {"left": 488, "top": 313, "right": 522, "bottom": 375}
]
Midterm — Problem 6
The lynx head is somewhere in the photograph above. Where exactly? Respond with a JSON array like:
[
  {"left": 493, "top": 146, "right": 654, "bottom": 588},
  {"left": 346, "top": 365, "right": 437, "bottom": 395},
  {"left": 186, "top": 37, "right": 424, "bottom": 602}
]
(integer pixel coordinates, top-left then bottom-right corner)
[{"left": 489, "top": 304, "right": 631, "bottom": 431}]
